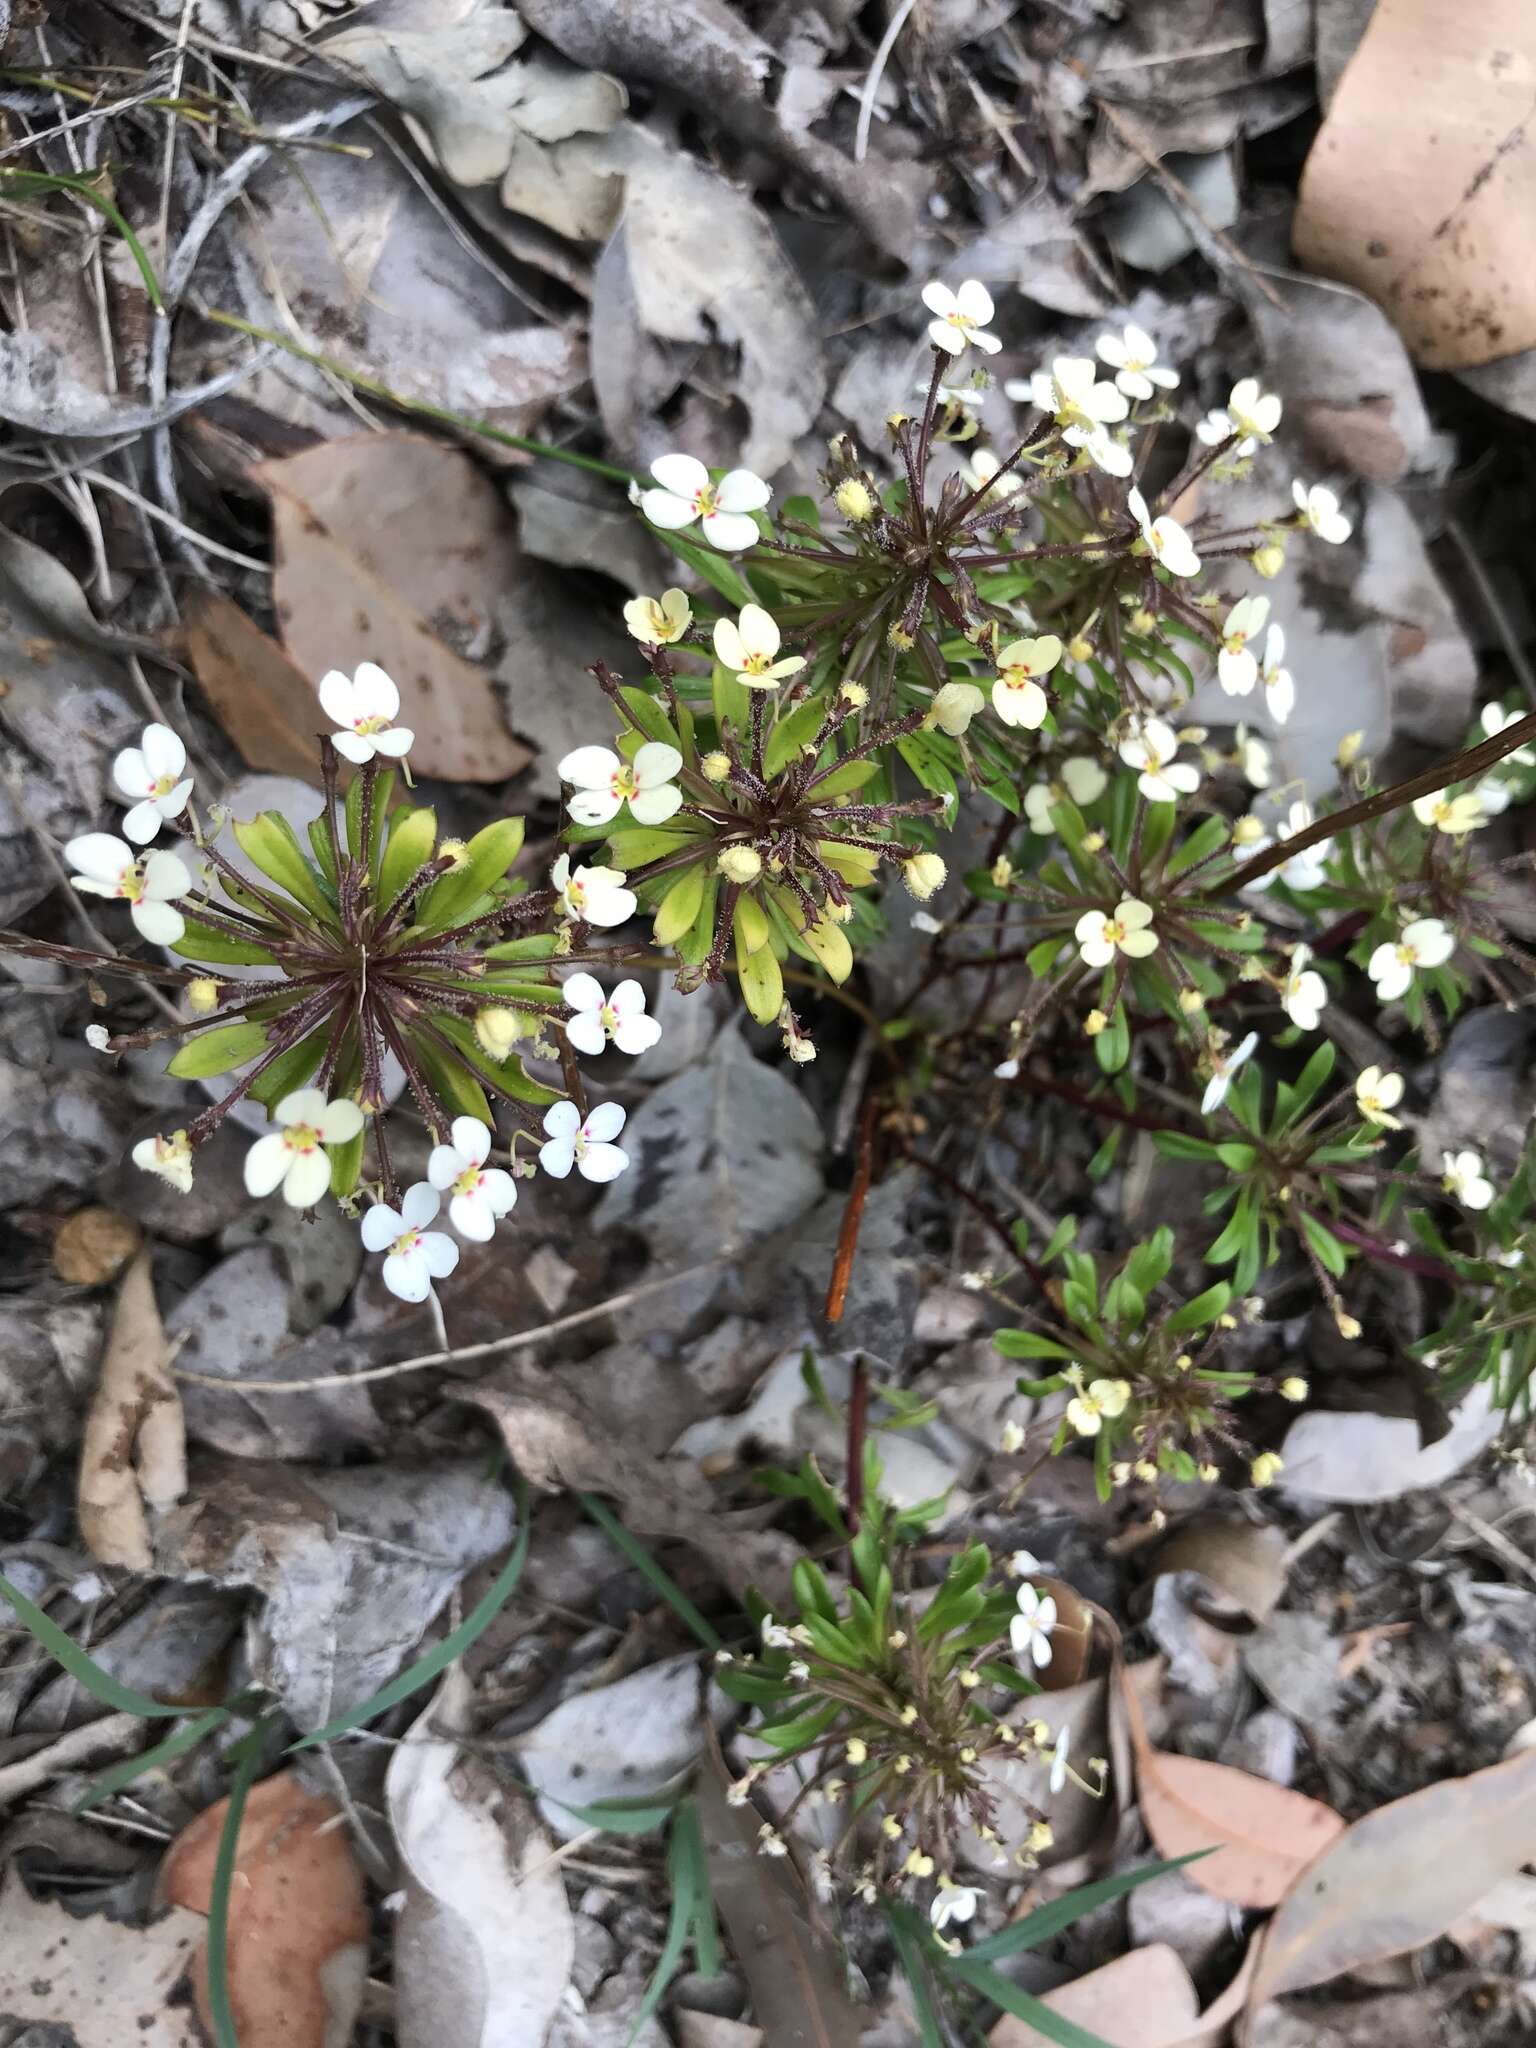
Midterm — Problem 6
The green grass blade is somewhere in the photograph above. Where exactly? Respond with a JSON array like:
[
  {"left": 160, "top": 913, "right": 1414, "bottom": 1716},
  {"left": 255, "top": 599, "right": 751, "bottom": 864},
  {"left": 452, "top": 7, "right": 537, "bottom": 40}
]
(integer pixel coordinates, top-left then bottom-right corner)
[
  {"left": 0, "top": 170, "right": 164, "bottom": 310},
  {"left": 0, "top": 1570, "right": 188, "bottom": 1718},
  {"left": 883, "top": 1905, "right": 947, "bottom": 2048},
  {"left": 948, "top": 1958, "right": 1114, "bottom": 2048},
  {"left": 74, "top": 1705, "right": 232, "bottom": 1813},
  {"left": 672, "top": 1797, "right": 721, "bottom": 1976},
  {"left": 963, "top": 1852, "right": 1209, "bottom": 1963},
  {"left": 290, "top": 1498, "right": 530, "bottom": 1751},
  {"left": 626, "top": 1806, "right": 700, "bottom": 2044},
  {"left": 207, "top": 1725, "right": 268, "bottom": 2048},
  {"left": 578, "top": 1494, "right": 723, "bottom": 1652}
]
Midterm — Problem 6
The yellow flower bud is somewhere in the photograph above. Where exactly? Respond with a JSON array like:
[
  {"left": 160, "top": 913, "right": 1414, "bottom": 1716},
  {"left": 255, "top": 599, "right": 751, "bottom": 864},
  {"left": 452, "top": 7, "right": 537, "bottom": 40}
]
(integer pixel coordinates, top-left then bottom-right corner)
[
  {"left": 881, "top": 1815, "right": 901, "bottom": 1838},
  {"left": 1279, "top": 1376, "right": 1309, "bottom": 1402},
  {"left": 1130, "top": 607, "right": 1157, "bottom": 636},
  {"left": 1067, "top": 634, "right": 1094, "bottom": 663},
  {"left": 887, "top": 623, "right": 915, "bottom": 651},
  {"left": 1081, "top": 831, "right": 1106, "bottom": 854},
  {"left": 893, "top": 1753, "right": 913, "bottom": 1774},
  {"left": 1336, "top": 1311, "right": 1362, "bottom": 1340},
  {"left": 903, "top": 852, "right": 947, "bottom": 901},
  {"left": 1134, "top": 1459, "right": 1158, "bottom": 1482},
  {"left": 1250, "top": 540, "right": 1286, "bottom": 579},
  {"left": 1197, "top": 1461, "right": 1219, "bottom": 1482},
  {"left": 903, "top": 1847, "right": 933, "bottom": 1877},
  {"left": 717, "top": 844, "right": 763, "bottom": 885},
  {"left": 701, "top": 751, "right": 732, "bottom": 782},
  {"left": 1335, "top": 729, "right": 1365, "bottom": 770},
  {"left": 473, "top": 1006, "right": 523, "bottom": 1059},
  {"left": 1084, "top": 1009, "right": 1108, "bottom": 1037},
  {"left": 887, "top": 1629, "right": 908, "bottom": 1649},
  {"left": 438, "top": 838, "right": 470, "bottom": 869},
  {"left": 991, "top": 855, "right": 1013, "bottom": 888},
  {"left": 1027, "top": 1820, "right": 1054, "bottom": 1852},
  {"left": 187, "top": 977, "right": 219, "bottom": 1016},
  {"left": 824, "top": 896, "right": 854, "bottom": 923},
  {"left": 1178, "top": 987, "right": 1205, "bottom": 1014},
  {"left": 846, "top": 1737, "right": 868, "bottom": 1765},
  {"left": 840, "top": 679, "right": 870, "bottom": 708},
  {"left": 899, "top": 1703, "right": 918, "bottom": 1726},
  {"left": 834, "top": 478, "right": 876, "bottom": 523},
  {"left": 1250, "top": 1451, "right": 1284, "bottom": 1488}
]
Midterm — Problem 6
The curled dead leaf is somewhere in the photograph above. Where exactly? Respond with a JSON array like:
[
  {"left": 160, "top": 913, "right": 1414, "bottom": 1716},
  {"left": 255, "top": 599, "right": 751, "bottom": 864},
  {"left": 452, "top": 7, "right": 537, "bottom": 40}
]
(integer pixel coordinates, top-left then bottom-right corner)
[
  {"left": 1150, "top": 1517, "right": 1289, "bottom": 1624},
  {"left": 1034, "top": 1575, "right": 1095, "bottom": 1692},
  {"left": 160, "top": 1770, "right": 368, "bottom": 2048},
  {"left": 77, "top": 1246, "right": 186, "bottom": 1572}
]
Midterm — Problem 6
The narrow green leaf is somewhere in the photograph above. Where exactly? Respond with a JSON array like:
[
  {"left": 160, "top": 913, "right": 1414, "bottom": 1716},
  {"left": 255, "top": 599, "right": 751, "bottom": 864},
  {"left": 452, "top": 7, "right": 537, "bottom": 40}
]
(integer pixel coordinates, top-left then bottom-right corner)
[
  {"left": 0, "top": 1571, "right": 188, "bottom": 1717},
  {"left": 207, "top": 1727, "right": 269, "bottom": 2048},
  {"left": 579, "top": 1494, "right": 722, "bottom": 1651},
  {"left": 232, "top": 811, "right": 335, "bottom": 922},
  {"left": 173, "top": 919, "right": 280, "bottom": 968},
  {"left": 166, "top": 1020, "right": 270, "bottom": 1079},
  {"left": 75, "top": 1706, "right": 232, "bottom": 1813},
  {"left": 377, "top": 805, "right": 437, "bottom": 910}
]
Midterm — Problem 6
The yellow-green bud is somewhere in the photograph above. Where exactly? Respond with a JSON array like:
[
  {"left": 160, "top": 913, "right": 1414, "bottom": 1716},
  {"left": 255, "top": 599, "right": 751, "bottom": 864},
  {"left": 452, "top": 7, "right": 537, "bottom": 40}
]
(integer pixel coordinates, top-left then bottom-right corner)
[
  {"left": 717, "top": 844, "right": 762, "bottom": 885},
  {"left": 1251, "top": 539, "right": 1286, "bottom": 579},
  {"left": 1130, "top": 606, "right": 1157, "bottom": 636},
  {"left": 991, "top": 855, "right": 1013, "bottom": 888},
  {"left": 1335, "top": 729, "right": 1365, "bottom": 769},
  {"left": 187, "top": 977, "right": 219, "bottom": 1016},
  {"left": 1067, "top": 634, "right": 1094, "bottom": 663},
  {"left": 834, "top": 478, "right": 875, "bottom": 522},
  {"left": 887, "top": 622, "right": 915, "bottom": 651},
  {"left": 1178, "top": 987, "right": 1205, "bottom": 1014},
  {"left": 902, "top": 852, "right": 947, "bottom": 901},
  {"left": 1279, "top": 1376, "right": 1309, "bottom": 1402},
  {"left": 840, "top": 678, "right": 869, "bottom": 708},
  {"left": 1084, "top": 1008, "right": 1108, "bottom": 1037},
  {"left": 473, "top": 1006, "right": 522, "bottom": 1059},
  {"left": 701, "top": 751, "right": 732, "bottom": 783},
  {"left": 1250, "top": 1452, "right": 1284, "bottom": 1488},
  {"left": 1198, "top": 1460, "right": 1219, "bottom": 1482},
  {"left": 438, "top": 838, "right": 470, "bottom": 869}
]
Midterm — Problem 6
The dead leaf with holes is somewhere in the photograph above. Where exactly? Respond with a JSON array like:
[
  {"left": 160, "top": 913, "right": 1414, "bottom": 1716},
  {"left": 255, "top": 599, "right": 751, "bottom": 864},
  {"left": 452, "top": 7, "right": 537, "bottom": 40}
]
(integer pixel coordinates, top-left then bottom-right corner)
[
  {"left": 0, "top": 1865, "right": 204, "bottom": 2048},
  {"left": 1293, "top": 0, "right": 1536, "bottom": 367},
  {"left": 160, "top": 1771, "right": 368, "bottom": 2048},
  {"left": 1118, "top": 1657, "right": 1345, "bottom": 1907}
]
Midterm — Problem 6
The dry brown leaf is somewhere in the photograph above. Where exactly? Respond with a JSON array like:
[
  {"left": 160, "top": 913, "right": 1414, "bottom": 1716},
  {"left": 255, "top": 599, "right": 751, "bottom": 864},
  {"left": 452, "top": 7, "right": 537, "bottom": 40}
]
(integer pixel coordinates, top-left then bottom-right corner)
[
  {"left": 1150, "top": 1518, "right": 1289, "bottom": 1623},
  {"left": 1293, "top": 0, "right": 1536, "bottom": 367},
  {"left": 161, "top": 1770, "right": 368, "bottom": 2048},
  {"left": 1244, "top": 1746, "right": 1536, "bottom": 2020},
  {"left": 53, "top": 1205, "right": 142, "bottom": 1287},
  {"left": 1119, "top": 1659, "right": 1345, "bottom": 1908},
  {"left": 184, "top": 593, "right": 328, "bottom": 782},
  {"left": 257, "top": 435, "right": 534, "bottom": 785},
  {"left": 0, "top": 1863, "right": 204, "bottom": 2047},
  {"left": 1033, "top": 1575, "right": 1095, "bottom": 1692},
  {"left": 990, "top": 1943, "right": 1200, "bottom": 2048},
  {"left": 78, "top": 1247, "right": 186, "bottom": 1572}
]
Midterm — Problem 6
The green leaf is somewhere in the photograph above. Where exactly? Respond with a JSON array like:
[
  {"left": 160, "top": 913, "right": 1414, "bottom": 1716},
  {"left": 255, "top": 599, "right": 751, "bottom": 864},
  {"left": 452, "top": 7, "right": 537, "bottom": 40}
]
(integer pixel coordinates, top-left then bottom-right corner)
[
  {"left": 345, "top": 766, "right": 397, "bottom": 877},
  {"left": 764, "top": 697, "right": 828, "bottom": 775},
  {"left": 246, "top": 1023, "right": 328, "bottom": 1110},
  {"left": 166, "top": 1020, "right": 270, "bottom": 1079},
  {"left": 1206, "top": 1191, "right": 1255, "bottom": 1265},
  {"left": 678, "top": 868, "right": 721, "bottom": 968},
  {"left": 883, "top": 1907, "right": 946, "bottom": 2048},
  {"left": 1277, "top": 1038, "right": 1337, "bottom": 1129},
  {"left": 658, "top": 523, "right": 757, "bottom": 607},
  {"left": 713, "top": 661, "right": 752, "bottom": 736},
  {"left": 172, "top": 919, "right": 280, "bottom": 968},
  {"left": 0, "top": 168, "right": 164, "bottom": 308},
  {"left": 412, "top": 1034, "right": 491, "bottom": 1125},
  {"left": 1093, "top": 999, "right": 1130, "bottom": 1075},
  {"left": 793, "top": 909, "right": 853, "bottom": 983},
  {"left": 811, "top": 756, "right": 880, "bottom": 798},
  {"left": 232, "top": 811, "right": 335, "bottom": 922},
  {"left": 0, "top": 1570, "right": 193, "bottom": 1718},
  {"left": 736, "top": 938, "right": 784, "bottom": 1024},
  {"left": 1165, "top": 1281, "right": 1233, "bottom": 1334},
  {"left": 994, "top": 1329, "right": 1077, "bottom": 1360},
  {"left": 1298, "top": 1208, "right": 1350, "bottom": 1278},
  {"left": 378, "top": 805, "right": 438, "bottom": 909},
  {"left": 207, "top": 1727, "right": 269, "bottom": 2048},
  {"left": 1216, "top": 1142, "right": 1258, "bottom": 1171},
  {"left": 619, "top": 686, "right": 682, "bottom": 748},
  {"left": 76, "top": 1706, "right": 233, "bottom": 1812},
  {"left": 1154, "top": 1131, "right": 1218, "bottom": 1161},
  {"left": 1163, "top": 813, "right": 1231, "bottom": 881},
  {"left": 947, "top": 1958, "right": 1116, "bottom": 2048},
  {"left": 606, "top": 825, "right": 701, "bottom": 867},
  {"left": 328, "top": 1122, "right": 366, "bottom": 1200},
  {"left": 654, "top": 863, "right": 707, "bottom": 945},
  {"left": 965, "top": 1855, "right": 1209, "bottom": 1962},
  {"left": 579, "top": 1494, "right": 722, "bottom": 1652}
]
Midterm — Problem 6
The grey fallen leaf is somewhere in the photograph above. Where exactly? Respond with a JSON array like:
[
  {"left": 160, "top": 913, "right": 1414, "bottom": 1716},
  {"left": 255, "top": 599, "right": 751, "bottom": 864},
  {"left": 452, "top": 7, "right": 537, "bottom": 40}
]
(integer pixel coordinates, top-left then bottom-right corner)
[
  {"left": 510, "top": 458, "right": 670, "bottom": 592},
  {"left": 1279, "top": 1382, "right": 1501, "bottom": 1505},
  {"left": 0, "top": 1865, "right": 205, "bottom": 2048},
  {"left": 155, "top": 1455, "right": 516, "bottom": 1729},
  {"left": 0, "top": 331, "right": 263, "bottom": 437},
  {"left": 1242, "top": 1612, "right": 1341, "bottom": 1726},
  {"left": 1458, "top": 346, "right": 1536, "bottom": 424},
  {"left": 962, "top": 191, "right": 1117, "bottom": 318},
  {"left": 515, "top": 1653, "right": 724, "bottom": 1839},
  {"left": 1147, "top": 1574, "right": 1243, "bottom": 1700},
  {"left": 596, "top": 1025, "right": 823, "bottom": 1264},
  {"left": 1101, "top": 150, "right": 1241, "bottom": 274},
  {"left": 389, "top": 1664, "right": 575, "bottom": 2048},
  {"left": 20, "top": 1583, "right": 241, "bottom": 1734},
  {"left": 1410, "top": 1006, "right": 1536, "bottom": 1181}
]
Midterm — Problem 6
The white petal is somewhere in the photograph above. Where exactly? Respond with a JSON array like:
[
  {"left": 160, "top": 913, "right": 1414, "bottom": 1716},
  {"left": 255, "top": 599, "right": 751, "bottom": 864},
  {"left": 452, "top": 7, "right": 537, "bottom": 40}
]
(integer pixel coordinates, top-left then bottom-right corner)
[
  {"left": 628, "top": 783, "right": 682, "bottom": 825},
  {"left": 318, "top": 670, "right": 357, "bottom": 726},
  {"left": 583, "top": 885, "right": 637, "bottom": 927},
  {"left": 331, "top": 730, "right": 376, "bottom": 764},
  {"left": 319, "top": 1098, "right": 364, "bottom": 1143},
  {"left": 282, "top": 1148, "right": 332, "bottom": 1209},
  {"left": 699, "top": 510, "right": 762, "bottom": 551},
  {"left": 1095, "top": 332, "right": 1129, "bottom": 368},
  {"left": 640, "top": 488, "right": 698, "bottom": 531},
  {"left": 278, "top": 1089, "right": 329, "bottom": 1127},
  {"left": 383, "top": 1248, "right": 430, "bottom": 1302},
  {"left": 140, "top": 723, "right": 187, "bottom": 780},
  {"left": 141, "top": 850, "right": 191, "bottom": 901},
  {"left": 569, "top": 789, "right": 624, "bottom": 826},
  {"left": 161, "top": 778, "right": 193, "bottom": 819},
  {"left": 544, "top": 1099, "right": 581, "bottom": 1139},
  {"left": 539, "top": 1137, "right": 576, "bottom": 1178},
  {"left": 921, "top": 281, "right": 958, "bottom": 317},
  {"left": 612, "top": 1013, "right": 662, "bottom": 1055},
  {"left": 559, "top": 745, "right": 622, "bottom": 789},
  {"left": 65, "top": 832, "right": 132, "bottom": 884},
  {"left": 112, "top": 748, "right": 154, "bottom": 800},
  {"left": 478, "top": 1168, "right": 516, "bottom": 1217},
  {"left": 371, "top": 726, "right": 414, "bottom": 759},
  {"left": 120, "top": 799, "right": 164, "bottom": 846},
  {"left": 352, "top": 662, "right": 400, "bottom": 721},
  {"left": 714, "top": 469, "right": 772, "bottom": 513},
  {"left": 131, "top": 899, "right": 185, "bottom": 945},
  {"left": 608, "top": 979, "right": 646, "bottom": 1016},
  {"left": 954, "top": 279, "right": 994, "bottom": 323},
  {"left": 244, "top": 1131, "right": 291, "bottom": 1198},
  {"left": 562, "top": 972, "right": 606, "bottom": 1014},
  {"left": 400, "top": 1181, "right": 441, "bottom": 1228},
  {"left": 449, "top": 1190, "right": 495, "bottom": 1241},
  {"left": 650, "top": 452, "right": 709, "bottom": 499},
  {"left": 427, "top": 1144, "right": 466, "bottom": 1189},
  {"left": 361, "top": 1204, "right": 403, "bottom": 1251},
  {"left": 421, "top": 1230, "right": 460, "bottom": 1278},
  {"left": 634, "top": 741, "right": 684, "bottom": 786},
  {"left": 583, "top": 1100, "right": 627, "bottom": 1143},
  {"left": 565, "top": 1013, "right": 608, "bottom": 1056},
  {"left": 578, "top": 1142, "right": 629, "bottom": 1183}
]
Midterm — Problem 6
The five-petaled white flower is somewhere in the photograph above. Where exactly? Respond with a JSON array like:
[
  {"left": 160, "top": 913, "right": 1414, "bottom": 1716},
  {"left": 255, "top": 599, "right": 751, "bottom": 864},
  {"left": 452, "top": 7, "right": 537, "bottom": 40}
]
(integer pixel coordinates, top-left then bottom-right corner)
[
  {"left": 1292, "top": 480, "right": 1351, "bottom": 544},
  {"left": 1010, "top": 1583, "right": 1057, "bottom": 1668},
  {"left": 623, "top": 588, "right": 692, "bottom": 645},
  {"left": 1217, "top": 595, "right": 1270, "bottom": 695},
  {"left": 1368, "top": 917, "right": 1454, "bottom": 1001},
  {"left": 539, "top": 1099, "right": 629, "bottom": 1182},
  {"left": 1118, "top": 719, "right": 1200, "bottom": 804},
  {"left": 1225, "top": 377, "right": 1282, "bottom": 444},
  {"left": 563, "top": 974, "right": 661, "bottom": 1057},
  {"left": 318, "top": 662, "right": 413, "bottom": 765},
  {"left": 1201, "top": 1030, "right": 1258, "bottom": 1114},
  {"left": 921, "top": 278, "right": 1000, "bottom": 356},
  {"left": 551, "top": 854, "right": 637, "bottom": 928},
  {"left": 1049, "top": 1723, "right": 1073, "bottom": 1795},
  {"left": 1095, "top": 324, "right": 1179, "bottom": 401},
  {"left": 1481, "top": 702, "right": 1535, "bottom": 765},
  {"left": 1442, "top": 1149, "right": 1495, "bottom": 1211},
  {"left": 1126, "top": 486, "right": 1200, "bottom": 578},
  {"left": 959, "top": 446, "right": 1022, "bottom": 504},
  {"left": 1066, "top": 1375, "right": 1131, "bottom": 1436},
  {"left": 1281, "top": 944, "right": 1328, "bottom": 1030},
  {"left": 112, "top": 723, "right": 192, "bottom": 845},
  {"left": 361, "top": 1182, "right": 460, "bottom": 1301},
  {"left": 558, "top": 742, "right": 683, "bottom": 827},
  {"left": 1355, "top": 1065, "right": 1404, "bottom": 1129},
  {"left": 427, "top": 1116, "right": 517, "bottom": 1241},
  {"left": 713, "top": 604, "right": 806, "bottom": 689},
  {"left": 640, "top": 454, "right": 770, "bottom": 552},
  {"left": 1196, "top": 405, "right": 1254, "bottom": 459},
  {"left": 930, "top": 1882, "right": 981, "bottom": 1933},
  {"left": 1026, "top": 356, "right": 1131, "bottom": 475},
  {"left": 65, "top": 833, "right": 192, "bottom": 946},
  {"left": 1024, "top": 756, "right": 1107, "bottom": 833},
  {"left": 992, "top": 635, "right": 1061, "bottom": 729},
  {"left": 1259, "top": 625, "right": 1294, "bottom": 724},
  {"left": 1075, "top": 898, "right": 1158, "bottom": 967},
  {"left": 927, "top": 681, "right": 986, "bottom": 736},
  {"left": 1412, "top": 788, "right": 1487, "bottom": 837},
  {"left": 132, "top": 1130, "right": 193, "bottom": 1193},
  {"left": 244, "top": 1087, "right": 365, "bottom": 1209}
]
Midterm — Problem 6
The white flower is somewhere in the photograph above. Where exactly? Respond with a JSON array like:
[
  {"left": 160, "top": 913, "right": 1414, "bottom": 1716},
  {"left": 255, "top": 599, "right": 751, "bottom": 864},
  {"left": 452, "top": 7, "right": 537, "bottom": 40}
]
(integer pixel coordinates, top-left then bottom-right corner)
[
  {"left": 112, "top": 723, "right": 192, "bottom": 845},
  {"left": 1009, "top": 1583, "right": 1057, "bottom": 1669},
  {"left": 1443, "top": 1148, "right": 1495, "bottom": 1211},
  {"left": 1049, "top": 1723, "right": 1072, "bottom": 1795},
  {"left": 761, "top": 1614, "right": 797, "bottom": 1650},
  {"left": 1201, "top": 1030, "right": 1259, "bottom": 1113},
  {"left": 1010, "top": 1549, "right": 1044, "bottom": 1577},
  {"left": 1412, "top": 788, "right": 1487, "bottom": 836},
  {"left": 992, "top": 635, "right": 1061, "bottom": 729},
  {"left": 1226, "top": 377, "right": 1282, "bottom": 444},
  {"left": 1238, "top": 727, "right": 1273, "bottom": 788},
  {"left": 930, "top": 1883, "right": 981, "bottom": 1932},
  {"left": 1066, "top": 1377, "right": 1131, "bottom": 1436},
  {"left": 551, "top": 855, "right": 637, "bottom": 928},
  {"left": 1355, "top": 1065, "right": 1404, "bottom": 1129},
  {"left": 1126, "top": 486, "right": 1200, "bottom": 578},
  {"left": 361, "top": 1182, "right": 461, "bottom": 1301},
  {"left": 1292, "top": 480, "right": 1352, "bottom": 544},
  {"left": 1368, "top": 917, "right": 1455, "bottom": 1001},
  {"left": 426, "top": 1116, "right": 517, "bottom": 1241},
  {"left": 1242, "top": 799, "right": 1330, "bottom": 894},
  {"left": 959, "top": 446, "right": 1022, "bottom": 504},
  {"left": 921, "top": 278, "right": 1000, "bottom": 356},
  {"left": 640, "top": 454, "right": 770, "bottom": 552},
  {"left": 318, "top": 662, "right": 413, "bottom": 765},
  {"left": 623, "top": 588, "right": 692, "bottom": 645},
  {"left": 1095, "top": 324, "right": 1179, "bottom": 401},
  {"left": 244, "top": 1089, "right": 364, "bottom": 1208},
  {"left": 927, "top": 681, "right": 986, "bottom": 736},
  {"left": 1118, "top": 719, "right": 1200, "bottom": 804},
  {"left": 1259, "top": 626, "right": 1294, "bottom": 724},
  {"left": 1281, "top": 945, "right": 1328, "bottom": 1030},
  {"left": 1476, "top": 776, "right": 1514, "bottom": 816},
  {"left": 1196, "top": 406, "right": 1253, "bottom": 458},
  {"left": 132, "top": 1130, "right": 193, "bottom": 1193},
  {"left": 539, "top": 1099, "right": 629, "bottom": 1182},
  {"left": 912, "top": 910, "right": 944, "bottom": 935},
  {"left": 563, "top": 974, "right": 661, "bottom": 1057},
  {"left": 557, "top": 742, "right": 684, "bottom": 827},
  {"left": 1480, "top": 702, "right": 1535, "bottom": 765},
  {"left": 1027, "top": 356, "right": 1132, "bottom": 475},
  {"left": 1024, "top": 757, "right": 1107, "bottom": 833},
  {"left": 65, "top": 833, "right": 192, "bottom": 946},
  {"left": 85, "top": 1024, "right": 112, "bottom": 1053},
  {"left": 1217, "top": 595, "right": 1270, "bottom": 695},
  {"left": 1075, "top": 897, "right": 1158, "bottom": 967},
  {"left": 712, "top": 604, "right": 806, "bottom": 689}
]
